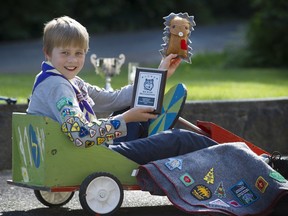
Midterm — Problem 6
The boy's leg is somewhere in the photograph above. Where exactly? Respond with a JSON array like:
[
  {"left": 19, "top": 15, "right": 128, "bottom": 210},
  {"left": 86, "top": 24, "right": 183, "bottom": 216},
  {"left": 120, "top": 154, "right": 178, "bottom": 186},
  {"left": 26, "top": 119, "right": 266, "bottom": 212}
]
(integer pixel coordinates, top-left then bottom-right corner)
[{"left": 109, "top": 129, "right": 218, "bottom": 164}]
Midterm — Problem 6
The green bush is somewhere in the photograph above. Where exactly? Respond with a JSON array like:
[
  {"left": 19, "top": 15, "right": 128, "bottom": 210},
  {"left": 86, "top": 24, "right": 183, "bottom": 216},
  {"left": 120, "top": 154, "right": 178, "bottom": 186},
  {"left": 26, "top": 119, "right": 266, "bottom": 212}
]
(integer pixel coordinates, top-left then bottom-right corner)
[
  {"left": 227, "top": 0, "right": 288, "bottom": 68},
  {"left": 0, "top": 0, "right": 252, "bottom": 41}
]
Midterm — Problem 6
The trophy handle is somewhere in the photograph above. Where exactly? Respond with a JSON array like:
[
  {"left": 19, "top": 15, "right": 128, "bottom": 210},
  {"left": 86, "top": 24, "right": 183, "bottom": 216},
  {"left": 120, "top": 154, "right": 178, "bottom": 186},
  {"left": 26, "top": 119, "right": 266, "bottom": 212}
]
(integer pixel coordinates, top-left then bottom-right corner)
[
  {"left": 117, "top": 54, "right": 125, "bottom": 68},
  {"left": 90, "top": 54, "right": 99, "bottom": 74}
]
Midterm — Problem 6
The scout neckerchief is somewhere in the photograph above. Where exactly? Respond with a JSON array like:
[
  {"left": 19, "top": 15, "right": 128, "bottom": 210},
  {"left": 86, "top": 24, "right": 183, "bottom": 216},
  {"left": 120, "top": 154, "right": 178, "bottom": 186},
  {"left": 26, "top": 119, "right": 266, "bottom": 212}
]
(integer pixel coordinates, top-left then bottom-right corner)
[{"left": 32, "top": 61, "right": 96, "bottom": 121}]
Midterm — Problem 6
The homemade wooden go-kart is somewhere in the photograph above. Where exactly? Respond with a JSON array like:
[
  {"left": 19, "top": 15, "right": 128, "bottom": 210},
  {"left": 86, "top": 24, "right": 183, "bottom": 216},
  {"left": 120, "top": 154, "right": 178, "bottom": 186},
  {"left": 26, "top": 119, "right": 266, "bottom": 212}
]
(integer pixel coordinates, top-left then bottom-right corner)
[{"left": 7, "top": 83, "right": 269, "bottom": 215}]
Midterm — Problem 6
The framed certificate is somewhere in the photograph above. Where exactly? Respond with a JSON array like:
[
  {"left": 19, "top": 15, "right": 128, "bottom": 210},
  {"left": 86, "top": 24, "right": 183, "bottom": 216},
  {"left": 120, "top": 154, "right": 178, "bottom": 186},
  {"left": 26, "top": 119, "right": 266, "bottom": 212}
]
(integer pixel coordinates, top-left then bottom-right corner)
[{"left": 131, "top": 67, "right": 167, "bottom": 114}]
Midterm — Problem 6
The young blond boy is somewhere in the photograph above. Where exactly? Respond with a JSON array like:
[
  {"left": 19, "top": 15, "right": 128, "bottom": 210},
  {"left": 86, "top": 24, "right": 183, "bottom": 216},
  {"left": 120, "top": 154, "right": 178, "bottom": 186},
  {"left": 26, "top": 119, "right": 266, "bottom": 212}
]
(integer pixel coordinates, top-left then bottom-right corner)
[{"left": 27, "top": 16, "right": 217, "bottom": 164}]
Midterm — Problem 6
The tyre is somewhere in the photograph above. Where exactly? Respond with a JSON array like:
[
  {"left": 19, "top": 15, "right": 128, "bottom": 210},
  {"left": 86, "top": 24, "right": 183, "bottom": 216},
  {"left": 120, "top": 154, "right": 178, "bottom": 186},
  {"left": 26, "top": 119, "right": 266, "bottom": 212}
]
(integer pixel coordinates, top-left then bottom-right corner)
[
  {"left": 79, "top": 172, "right": 124, "bottom": 215},
  {"left": 34, "top": 190, "right": 74, "bottom": 207}
]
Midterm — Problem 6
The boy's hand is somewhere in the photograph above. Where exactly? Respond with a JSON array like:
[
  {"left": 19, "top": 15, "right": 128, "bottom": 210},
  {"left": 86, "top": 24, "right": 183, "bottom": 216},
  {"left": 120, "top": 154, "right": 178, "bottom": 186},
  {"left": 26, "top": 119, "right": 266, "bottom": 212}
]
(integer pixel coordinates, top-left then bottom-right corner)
[
  {"left": 122, "top": 107, "right": 158, "bottom": 123},
  {"left": 159, "top": 53, "right": 182, "bottom": 78}
]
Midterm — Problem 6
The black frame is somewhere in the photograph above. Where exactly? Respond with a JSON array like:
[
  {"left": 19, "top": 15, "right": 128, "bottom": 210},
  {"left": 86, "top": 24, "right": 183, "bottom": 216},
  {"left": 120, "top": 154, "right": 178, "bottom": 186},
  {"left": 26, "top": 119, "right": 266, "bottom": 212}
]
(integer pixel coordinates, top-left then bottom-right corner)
[{"left": 131, "top": 67, "right": 167, "bottom": 114}]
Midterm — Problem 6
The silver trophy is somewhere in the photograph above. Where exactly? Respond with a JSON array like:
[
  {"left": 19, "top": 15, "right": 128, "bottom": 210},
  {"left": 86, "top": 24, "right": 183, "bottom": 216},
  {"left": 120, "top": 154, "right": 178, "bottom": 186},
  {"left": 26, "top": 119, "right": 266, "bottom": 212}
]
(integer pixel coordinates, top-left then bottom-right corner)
[{"left": 90, "top": 53, "right": 125, "bottom": 91}]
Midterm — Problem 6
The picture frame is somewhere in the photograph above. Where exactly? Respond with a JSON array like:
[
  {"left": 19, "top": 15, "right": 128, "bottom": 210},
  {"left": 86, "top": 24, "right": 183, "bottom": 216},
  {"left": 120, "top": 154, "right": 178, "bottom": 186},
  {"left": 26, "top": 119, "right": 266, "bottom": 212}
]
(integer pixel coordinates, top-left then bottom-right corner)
[{"left": 131, "top": 67, "right": 167, "bottom": 114}]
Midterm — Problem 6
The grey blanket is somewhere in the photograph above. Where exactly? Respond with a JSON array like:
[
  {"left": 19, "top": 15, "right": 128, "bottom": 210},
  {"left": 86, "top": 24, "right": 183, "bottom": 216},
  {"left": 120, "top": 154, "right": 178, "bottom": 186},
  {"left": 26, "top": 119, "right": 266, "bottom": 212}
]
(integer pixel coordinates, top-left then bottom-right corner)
[{"left": 137, "top": 142, "right": 288, "bottom": 215}]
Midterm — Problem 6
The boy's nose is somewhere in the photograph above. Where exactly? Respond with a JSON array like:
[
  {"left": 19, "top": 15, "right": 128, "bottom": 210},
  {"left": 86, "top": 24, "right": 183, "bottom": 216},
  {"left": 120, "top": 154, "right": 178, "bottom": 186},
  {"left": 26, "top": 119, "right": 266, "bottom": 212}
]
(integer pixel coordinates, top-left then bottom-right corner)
[{"left": 67, "top": 56, "right": 77, "bottom": 63}]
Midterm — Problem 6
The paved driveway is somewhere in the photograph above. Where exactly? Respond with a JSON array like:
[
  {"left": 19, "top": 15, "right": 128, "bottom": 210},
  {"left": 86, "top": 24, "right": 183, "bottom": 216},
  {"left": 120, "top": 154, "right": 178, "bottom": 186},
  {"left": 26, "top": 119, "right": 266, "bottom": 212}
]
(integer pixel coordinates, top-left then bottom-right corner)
[
  {"left": 0, "top": 21, "right": 246, "bottom": 74},
  {"left": 0, "top": 170, "right": 191, "bottom": 216}
]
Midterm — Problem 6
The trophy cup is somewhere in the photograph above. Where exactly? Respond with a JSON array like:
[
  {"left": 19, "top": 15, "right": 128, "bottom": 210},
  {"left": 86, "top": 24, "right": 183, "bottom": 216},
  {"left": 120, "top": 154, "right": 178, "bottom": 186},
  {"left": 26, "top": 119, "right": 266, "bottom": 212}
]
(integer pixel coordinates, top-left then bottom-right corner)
[{"left": 90, "top": 53, "right": 125, "bottom": 91}]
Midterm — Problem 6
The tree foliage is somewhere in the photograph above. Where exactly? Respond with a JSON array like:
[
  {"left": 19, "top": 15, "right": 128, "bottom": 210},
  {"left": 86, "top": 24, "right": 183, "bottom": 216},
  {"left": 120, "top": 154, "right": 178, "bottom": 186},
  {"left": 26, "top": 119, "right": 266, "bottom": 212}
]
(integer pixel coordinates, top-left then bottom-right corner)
[
  {"left": 244, "top": 0, "right": 288, "bottom": 67},
  {"left": 0, "top": 0, "right": 251, "bottom": 41}
]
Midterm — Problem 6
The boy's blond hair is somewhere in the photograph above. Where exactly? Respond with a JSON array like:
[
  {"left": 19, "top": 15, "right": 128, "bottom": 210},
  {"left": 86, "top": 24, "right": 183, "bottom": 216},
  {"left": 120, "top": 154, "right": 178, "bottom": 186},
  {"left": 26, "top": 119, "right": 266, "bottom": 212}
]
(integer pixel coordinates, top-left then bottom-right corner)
[{"left": 43, "top": 16, "right": 89, "bottom": 55}]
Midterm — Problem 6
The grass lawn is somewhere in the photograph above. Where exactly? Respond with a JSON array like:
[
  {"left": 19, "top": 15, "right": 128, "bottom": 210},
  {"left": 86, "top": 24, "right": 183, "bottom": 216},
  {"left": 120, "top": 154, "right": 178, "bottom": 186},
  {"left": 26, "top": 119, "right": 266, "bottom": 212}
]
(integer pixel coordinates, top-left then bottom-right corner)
[{"left": 0, "top": 53, "right": 288, "bottom": 104}]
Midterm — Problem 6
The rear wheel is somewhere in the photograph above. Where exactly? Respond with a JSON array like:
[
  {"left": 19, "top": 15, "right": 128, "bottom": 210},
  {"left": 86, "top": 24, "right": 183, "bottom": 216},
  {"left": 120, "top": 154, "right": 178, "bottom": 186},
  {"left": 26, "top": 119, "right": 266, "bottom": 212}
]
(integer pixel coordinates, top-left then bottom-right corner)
[
  {"left": 79, "top": 172, "right": 123, "bottom": 215},
  {"left": 34, "top": 190, "right": 74, "bottom": 207}
]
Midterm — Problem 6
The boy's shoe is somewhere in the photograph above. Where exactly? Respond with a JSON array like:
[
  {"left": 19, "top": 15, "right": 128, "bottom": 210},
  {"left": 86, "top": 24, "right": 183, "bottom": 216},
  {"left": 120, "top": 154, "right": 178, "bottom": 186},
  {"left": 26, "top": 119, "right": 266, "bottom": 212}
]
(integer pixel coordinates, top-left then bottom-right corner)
[{"left": 268, "top": 151, "right": 288, "bottom": 180}]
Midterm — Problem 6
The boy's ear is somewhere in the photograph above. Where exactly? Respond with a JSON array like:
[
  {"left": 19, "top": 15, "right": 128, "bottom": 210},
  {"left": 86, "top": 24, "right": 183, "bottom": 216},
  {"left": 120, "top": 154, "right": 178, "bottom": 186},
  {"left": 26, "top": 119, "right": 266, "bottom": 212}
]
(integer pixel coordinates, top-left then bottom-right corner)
[{"left": 43, "top": 48, "right": 50, "bottom": 60}]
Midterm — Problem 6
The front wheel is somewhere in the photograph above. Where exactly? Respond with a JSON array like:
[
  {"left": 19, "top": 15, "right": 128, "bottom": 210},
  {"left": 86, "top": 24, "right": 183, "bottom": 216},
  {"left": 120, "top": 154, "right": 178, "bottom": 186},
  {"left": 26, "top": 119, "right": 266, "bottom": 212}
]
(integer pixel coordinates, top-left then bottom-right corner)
[
  {"left": 34, "top": 190, "right": 74, "bottom": 207},
  {"left": 79, "top": 172, "right": 124, "bottom": 215}
]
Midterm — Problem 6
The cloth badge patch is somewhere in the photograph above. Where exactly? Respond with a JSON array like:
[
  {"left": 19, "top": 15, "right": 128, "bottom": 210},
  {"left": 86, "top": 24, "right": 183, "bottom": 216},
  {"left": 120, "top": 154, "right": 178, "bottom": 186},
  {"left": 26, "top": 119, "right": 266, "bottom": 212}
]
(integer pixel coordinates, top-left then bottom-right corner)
[
  {"left": 165, "top": 158, "right": 183, "bottom": 170},
  {"left": 110, "top": 120, "right": 121, "bottom": 129},
  {"left": 66, "top": 117, "right": 74, "bottom": 124},
  {"left": 97, "top": 137, "right": 106, "bottom": 145},
  {"left": 203, "top": 168, "right": 214, "bottom": 184},
  {"left": 62, "top": 108, "right": 76, "bottom": 118},
  {"left": 214, "top": 181, "right": 226, "bottom": 198},
  {"left": 105, "top": 124, "right": 112, "bottom": 132},
  {"left": 255, "top": 176, "right": 269, "bottom": 193},
  {"left": 79, "top": 127, "right": 89, "bottom": 137},
  {"left": 230, "top": 180, "right": 258, "bottom": 206},
  {"left": 67, "top": 133, "right": 74, "bottom": 142},
  {"left": 209, "top": 199, "right": 230, "bottom": 208},
  {"left": 85, "top": 140, "right": 95, "bottom": 147},
  {"left": 75, "top": 138, "right": 83, "bottom": 147},
  {"left": 269, "top": 171, "right": 287, "bottom": 183},
  {"left": 106, "top": 133, "right": 115, "bottom": 141},
  {"left": 61, "top": 123, "right": 68, "bottom": 133},
  {"left": 71, "top": 122, "right": 80, "bottom": 132},
  {"left": 191, "top": 184, "right": 212, "bottom": 201},
  {"left": 56, "top": 97, "right": 73, "bottom": 111},
  {"left": 228, "top": 200, "right": 241, "bottom": 208},
  {"left": 180, "top": 173, "right": 194, "bottom": 187},
  {"left": 89, "top": 129, "right": 97, "bottom": 138},
  {"left": 99, "top": 127, "right": 106, "bottom": 136},
  {"left": 115, "top": 131, "right": 122, "bottom": 137}
]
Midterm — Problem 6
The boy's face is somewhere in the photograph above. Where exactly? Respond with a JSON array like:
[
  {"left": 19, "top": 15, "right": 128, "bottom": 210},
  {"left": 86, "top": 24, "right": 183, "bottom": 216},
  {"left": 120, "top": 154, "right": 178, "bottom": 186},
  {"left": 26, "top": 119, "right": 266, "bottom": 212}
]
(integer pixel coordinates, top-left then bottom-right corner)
[{"left": 45, "top": 46, "right": 86, "bottom": 80}]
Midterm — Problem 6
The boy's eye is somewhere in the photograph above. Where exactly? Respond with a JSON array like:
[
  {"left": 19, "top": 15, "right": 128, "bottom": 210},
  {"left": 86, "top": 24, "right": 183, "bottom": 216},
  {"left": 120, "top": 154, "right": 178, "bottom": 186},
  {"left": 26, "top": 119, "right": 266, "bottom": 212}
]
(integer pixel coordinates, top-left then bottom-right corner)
[
  {"left": 61, "top": 51, "right": 69, "bottom": 55},
  {"left": 76, "top": 52, "right": 84, "bottom": 56}
]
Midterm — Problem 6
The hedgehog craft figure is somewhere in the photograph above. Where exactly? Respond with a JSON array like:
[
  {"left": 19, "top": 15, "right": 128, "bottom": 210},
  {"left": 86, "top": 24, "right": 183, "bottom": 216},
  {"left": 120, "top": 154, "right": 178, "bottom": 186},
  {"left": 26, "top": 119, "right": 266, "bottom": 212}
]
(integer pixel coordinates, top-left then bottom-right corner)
[{"left": 160, "top": 12, "right": 196, "bottom": 63}]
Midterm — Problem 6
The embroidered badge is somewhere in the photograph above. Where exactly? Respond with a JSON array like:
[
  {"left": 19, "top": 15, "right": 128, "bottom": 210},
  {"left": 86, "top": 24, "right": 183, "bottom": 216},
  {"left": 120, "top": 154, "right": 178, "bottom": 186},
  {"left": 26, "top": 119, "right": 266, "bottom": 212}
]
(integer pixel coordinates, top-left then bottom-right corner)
[
  {"left": 90, "top": 129, "right": 97, "bottom": 138},
  {"left": 110, "top": 120, "right": 121, "bottom": 129},
  {"left": 214, "top": 181, "right": 226, "bottom": 198},
  {"left": 67, "top": 133, "right": 74, "bottom": 141},
  {"left": 269, "top": 171, "right": 287, "bottom": 183},
  {"left": 255, "top": 176, "right": 269, "bottom": 193},
  {"left": 85, "top": 140, "right": 95, "bottom": 147},
  {"left": 79, "top": 127, "right": 89, "bottom": 137},
  {"left": 228, "top": 200, "right": 241, "bottom": 208},
  {"left": 71, "top": 122, "right": 80, "bottom": 132},
  {"left": 105, "top": 124, "right": 112, "bottom": 132},
  {"left": 209, "top": 199, "right": 230, "bottom": 208},
  {"left": 99, "top": 127, "right": 106, "bottom": 136},
  {"left": 97, "top": 137, "right": 106, "bottom": 145},
  {"left": 61, "top": 123, "right": 68, "bottom": 133},
  {"left": 115, "top": 131, "right": 122, "bottom": 137},
  {"left": 203, "top": 168, "right": 214, "bottom": 184},
  {"left": 75, "top": 138, "right": 83, "bottom": 147},
  {"left": 230, "top": 180, "right": 258, "bottom": 206},
  {"left": 191, "top": 184, "right": 212, "bottom": 201},
  {"left": 106, "top": 133, "right": 115, "bottom": 141},
  {"left": 56, "top": 97, "right": 73, "bottom": 111},
  {"left": 165, "top": 158, "right": 183, "bottom": 170},
  {"left": 66, "top": 117, "right": 74, "bottom": 124},
  {"left": 62, "top": 108, "right": 76, "bottom": 118},
  {"left": 180, "top": 173, "right": 195, "bottom": 187}
]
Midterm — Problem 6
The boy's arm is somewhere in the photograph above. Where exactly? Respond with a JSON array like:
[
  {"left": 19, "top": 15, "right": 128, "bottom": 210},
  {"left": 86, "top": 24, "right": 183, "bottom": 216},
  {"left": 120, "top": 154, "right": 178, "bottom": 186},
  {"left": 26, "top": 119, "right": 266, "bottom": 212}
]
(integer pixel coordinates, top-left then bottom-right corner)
[
  {"left": 51, "top": 83, "right": 127, "bottom": 148},
  {"left": 87, "top": 83, "right": 134, "bottom": 113}
]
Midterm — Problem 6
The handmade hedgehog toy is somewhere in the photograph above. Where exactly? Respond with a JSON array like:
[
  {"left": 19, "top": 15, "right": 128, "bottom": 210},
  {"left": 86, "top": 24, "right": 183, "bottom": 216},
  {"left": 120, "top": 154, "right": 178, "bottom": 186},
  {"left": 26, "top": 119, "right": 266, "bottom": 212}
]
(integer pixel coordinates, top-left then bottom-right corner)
[{"left": 160, "top": 12, "right": 196, "bottom": 63}]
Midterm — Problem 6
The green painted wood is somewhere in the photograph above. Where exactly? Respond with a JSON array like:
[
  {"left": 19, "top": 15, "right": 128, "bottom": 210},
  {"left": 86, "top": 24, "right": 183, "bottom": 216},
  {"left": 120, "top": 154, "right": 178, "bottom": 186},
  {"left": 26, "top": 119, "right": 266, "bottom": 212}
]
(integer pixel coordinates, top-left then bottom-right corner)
[{"left": 11, "top": 113, "right": 139, "bottom": 188}]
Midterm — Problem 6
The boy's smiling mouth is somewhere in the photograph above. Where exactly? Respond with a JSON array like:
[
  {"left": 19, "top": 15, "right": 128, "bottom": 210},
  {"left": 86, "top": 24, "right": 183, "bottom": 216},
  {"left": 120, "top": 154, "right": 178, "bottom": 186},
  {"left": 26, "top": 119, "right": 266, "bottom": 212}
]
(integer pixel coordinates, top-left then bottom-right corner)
[{"left": 65, "top": 66, "right": 77, "bottom": 71}]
